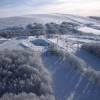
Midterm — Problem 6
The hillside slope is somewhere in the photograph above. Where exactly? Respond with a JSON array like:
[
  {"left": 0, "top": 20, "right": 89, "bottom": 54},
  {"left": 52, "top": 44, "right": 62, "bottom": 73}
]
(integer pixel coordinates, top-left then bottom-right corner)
[{"left": 0, "top": 35, "right": 100, "bottom": 100}]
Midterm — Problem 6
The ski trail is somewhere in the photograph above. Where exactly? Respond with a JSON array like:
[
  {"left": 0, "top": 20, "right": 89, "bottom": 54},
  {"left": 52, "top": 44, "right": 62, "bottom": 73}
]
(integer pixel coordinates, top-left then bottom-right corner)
[
  {"left": 65, "top": 75, "right": 83, "bottom": 100},
  {"left": 63, "top": 71, "right": 79, "bottom": 96},
  {"left": 52, "top": 57, "right": 65, "bottom": 75},
  {"left": 54, "top": 57, "right": 62, "bottom": 65},
  {"left": 67, "top": 91, "right": 76, "bottom": 100},
  {"left": 74, "top": 75, "right": 83, "bottom": 90},
  {"left": 82, "top": 82, "right": 90, "bottom": 94},
  {"left": 76, "top": 82, "right": 90, "bottom": 100}
]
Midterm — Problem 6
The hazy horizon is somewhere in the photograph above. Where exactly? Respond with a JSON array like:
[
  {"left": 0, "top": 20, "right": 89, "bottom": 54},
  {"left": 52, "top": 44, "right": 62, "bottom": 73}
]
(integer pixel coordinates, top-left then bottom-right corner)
[{"left": 0, "top": 0, "right": 100, "bottom": 18}]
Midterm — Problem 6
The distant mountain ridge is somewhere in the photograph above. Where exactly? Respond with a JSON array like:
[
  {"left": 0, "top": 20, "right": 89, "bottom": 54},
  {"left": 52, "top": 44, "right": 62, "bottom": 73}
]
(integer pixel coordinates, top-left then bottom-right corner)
[
  {"left": 89, "top": 16, "right": 100, "bottom": 21},
  {"left": 0, "top": 14, "right": 99, "bottom": 30}
]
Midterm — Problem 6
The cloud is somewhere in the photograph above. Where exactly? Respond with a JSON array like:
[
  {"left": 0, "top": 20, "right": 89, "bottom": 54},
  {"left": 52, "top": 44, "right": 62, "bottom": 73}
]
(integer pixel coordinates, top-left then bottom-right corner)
[
  {"left": 0, "top": 0, "right": 100, "bottom": 17},
  {"left": 0, "top": 0, "right": 56, "bottom": 8}
]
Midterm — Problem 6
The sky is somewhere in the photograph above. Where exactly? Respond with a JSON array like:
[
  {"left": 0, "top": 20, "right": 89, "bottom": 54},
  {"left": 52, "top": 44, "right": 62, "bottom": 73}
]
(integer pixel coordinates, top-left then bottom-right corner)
[{"left": 0, "top": 0, "right": 100, "bottom": 18}]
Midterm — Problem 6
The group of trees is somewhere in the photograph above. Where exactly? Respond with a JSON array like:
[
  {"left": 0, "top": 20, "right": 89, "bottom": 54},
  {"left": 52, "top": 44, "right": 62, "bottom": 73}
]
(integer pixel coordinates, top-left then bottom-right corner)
[
  {"left": 0, "top": 22, "right": 81, "bottom": 38},
  {"left": 0, "top": 49, "right": 55, "bottom": 100},
  {"left": 26, "top": 22, "right": 80, "bottom": 36},
  {"left": 0, "top": 27, "right": 28, "bottom": 38}
]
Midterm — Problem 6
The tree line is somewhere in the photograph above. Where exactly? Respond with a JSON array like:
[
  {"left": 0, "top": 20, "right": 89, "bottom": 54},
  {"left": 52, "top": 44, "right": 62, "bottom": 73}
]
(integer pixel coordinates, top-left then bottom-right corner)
[{"left": 0, "top": 22, "right": 81, "bottom": 38}]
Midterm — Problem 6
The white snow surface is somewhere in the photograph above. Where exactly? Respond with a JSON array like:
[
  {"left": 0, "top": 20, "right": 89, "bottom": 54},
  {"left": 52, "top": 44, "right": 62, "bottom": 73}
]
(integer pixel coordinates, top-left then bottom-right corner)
[
  {"left": 0, "top": 14, "right": 100, "bottom": 29},
  {"left": 78, "top": 27, "right": 100, "bottom": 35},
  {"left": 0, "top": 34, "right": 100, "bottom": 100},
  {"left": 0, "top": 14, "right": 100, "bottom": 100}
]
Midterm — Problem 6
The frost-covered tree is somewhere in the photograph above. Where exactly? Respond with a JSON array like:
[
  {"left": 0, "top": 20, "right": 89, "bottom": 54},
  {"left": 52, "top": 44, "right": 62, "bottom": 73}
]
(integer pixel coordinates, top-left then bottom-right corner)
[
  {"left": 26, "top": 23, "right": 46, "bottom": 36},
  {"left": 45, "top": 23, "right": 60, "bottom": 34},
  {"left": 0, "top": 49, "right": 55, "bottom": 100},
  {"left": 59, "top": 22, "right": 80, "bottom": 34},
  {"left": 0, "top": 27, "right": 27, "bottom": 38}
]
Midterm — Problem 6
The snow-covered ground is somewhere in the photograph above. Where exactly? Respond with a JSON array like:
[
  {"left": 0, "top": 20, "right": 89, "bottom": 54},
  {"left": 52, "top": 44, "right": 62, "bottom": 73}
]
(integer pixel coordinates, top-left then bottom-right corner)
[
  {"left": 42, "top": 50, "right": 100, "bottom": 100},
  {"left": 0, "top": 14, "right": 100, "bottom": 100},
  {"left": 0, "top": 14, "right": 100, "bottom": 29},
  {"left": 0, "top": 34, "right": 100, "bottom": 100},
  {"left": 78, "top": 26, "right": 100, "bottom": 35}
]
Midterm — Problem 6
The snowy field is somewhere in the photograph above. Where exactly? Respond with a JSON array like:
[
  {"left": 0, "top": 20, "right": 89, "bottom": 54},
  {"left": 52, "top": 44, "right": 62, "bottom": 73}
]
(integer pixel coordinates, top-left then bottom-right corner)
[{"left": 0, "top": 14, "right": 100, "bottom": 100}]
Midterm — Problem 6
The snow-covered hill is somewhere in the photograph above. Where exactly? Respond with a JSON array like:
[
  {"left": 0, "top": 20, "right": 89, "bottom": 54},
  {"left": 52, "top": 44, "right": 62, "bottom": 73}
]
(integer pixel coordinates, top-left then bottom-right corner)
[
  {"left": 0, "top": 14, "right": 100, "bottom": 100},
  {"left": 0, "top": 14, "right": 100, "bottom": 36},
  {"left": 0, "top": 34, "right": 100, "bottom": 100},
  {"left": 0, "top": 14, "right": 99, "bottom": 29}
]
